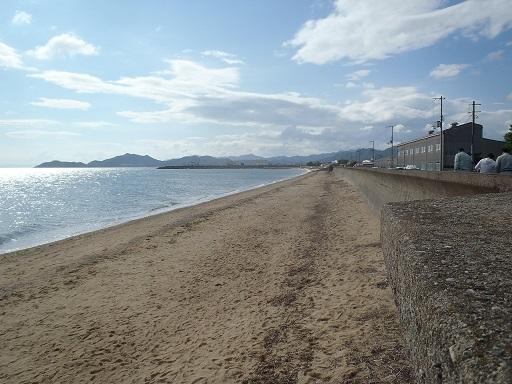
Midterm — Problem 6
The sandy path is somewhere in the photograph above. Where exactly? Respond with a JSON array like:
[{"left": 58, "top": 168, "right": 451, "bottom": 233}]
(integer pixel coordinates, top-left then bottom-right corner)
[{"left": 0, "top": 171, "right": 411, "bottom": 383}]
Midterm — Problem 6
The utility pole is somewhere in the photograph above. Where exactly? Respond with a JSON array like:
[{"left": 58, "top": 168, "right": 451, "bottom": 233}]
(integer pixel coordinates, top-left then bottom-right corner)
[
  {"left": 433, "top": 96, "right": 445, "bottom": 171},
  {"left": 469, "top": 100, "right": 481, "bottom": 164},
  {"left": 357, "top": 149, "right": 361, "bottom": 163},
  {"left": 369, "top": 140, "right": 375, "bottom": 163},
  {"left": 387, "top": 125, "right": 394, "bottom": 168}
]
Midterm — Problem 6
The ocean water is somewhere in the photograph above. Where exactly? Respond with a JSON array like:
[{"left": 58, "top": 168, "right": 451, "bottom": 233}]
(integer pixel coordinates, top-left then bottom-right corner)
[{"left": 0, "top": 167, "right": 306, "bottom": 254}]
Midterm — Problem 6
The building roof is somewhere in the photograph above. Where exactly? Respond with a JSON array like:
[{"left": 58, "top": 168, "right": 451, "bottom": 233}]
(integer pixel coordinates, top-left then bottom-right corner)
[
  {"left": 397, "top": 122, "right": 484, "bottom": 147},
  {"left": 397, "top": 132, "right": 440, "bottom": 147}
]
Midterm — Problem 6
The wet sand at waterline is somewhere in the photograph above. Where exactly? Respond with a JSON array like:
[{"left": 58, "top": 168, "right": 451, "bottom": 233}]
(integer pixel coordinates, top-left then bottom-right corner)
[{"left": 0, "top": 171, "right": 411, "bottom": 383}]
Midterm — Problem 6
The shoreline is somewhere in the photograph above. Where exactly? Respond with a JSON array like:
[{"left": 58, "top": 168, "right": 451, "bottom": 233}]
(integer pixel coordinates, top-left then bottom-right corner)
[
  {"left": 0, "top": 169, "right": 309, "bottom": 256},
  {"left": 0, "top": 171, "right": 411, "bottom": 383}
]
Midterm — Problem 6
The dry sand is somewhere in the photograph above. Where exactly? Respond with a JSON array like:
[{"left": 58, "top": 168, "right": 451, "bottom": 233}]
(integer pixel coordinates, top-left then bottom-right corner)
[{"left": 0, "top": 171, "right": 411, "bottom": 383}]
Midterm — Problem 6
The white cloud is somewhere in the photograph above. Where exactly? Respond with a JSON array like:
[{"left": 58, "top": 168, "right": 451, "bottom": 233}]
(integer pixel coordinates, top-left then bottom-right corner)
[
  {"left": 485, "top": 49, "right": 504, "bottom": 61},
  {"left": 479, "top": 110, "right": 512, "bottom": 138},
  {"left": 339, "top": 86, "right": 434, "bottom": 123},
  {"left": 30, "top": 60, "right": 240, "bottom": 101},
  {"left": 508, "top": 92, "right": 512, "bottom": 101},
  {"left": 344, "top": 69, "right": 371, "bottom": 88},
  {"left": 393, "top": 123, "right": 411, "bottom": 134},
  {"left": 0, "top": 41, "right": 23, "bottom": 69},
  {"left": 430, "top": 64, "right": 470, "bottom": 79},
  {"left": 26, "top": 58, "right": 509, "bottom": 152},
  {"left": 74, "top": 121, "right": 117, "bottom": 128},
  {"left": 27, "top": 33, "right": 99, "bottom": 60},
  {"left": 436, "top": 98, "right": 512, "bottom": 140},
  {"left": 30, "top": 97, "right": 91, "bottom": 110},
  {"left": 137, "top": 127, "right": 348, "bottom": 158},
  {"left": 28, "top": 59, "right": 434, "bottom": 129},
  {"left": 0, "top": 119, "right": 60, "bottom": 128},
  {"left": 201, "top": 50, "right": 245, "bottom": 65},
  {"left": 11, "top": 10, "right": 32, "bottom": 26},
  {"left": 288, "top": 0, "right": 512, "bottom": 64},
  {"left": 29, "top": 71, "right": 120, "bottom": 93},
  {"left": 5, "top": 130, "right": 80, "bottom": 139},
  {"left": 346, "top": 69, "right": 370, "bottom": 81}
]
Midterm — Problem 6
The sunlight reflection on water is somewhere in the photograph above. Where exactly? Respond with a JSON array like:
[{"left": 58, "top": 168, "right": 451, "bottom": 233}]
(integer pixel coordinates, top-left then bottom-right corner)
[{"left": 0, "top": 167, "right": 305, "bottom": 254}]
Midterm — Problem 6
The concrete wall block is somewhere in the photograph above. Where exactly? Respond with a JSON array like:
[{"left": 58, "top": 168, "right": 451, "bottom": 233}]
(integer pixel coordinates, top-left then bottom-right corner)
[
  {"left": 334, "top": 168, "right": 512, "bottom": 382},
  {"left": 381, "top": 196, "right": 512, "bottom": 383}
]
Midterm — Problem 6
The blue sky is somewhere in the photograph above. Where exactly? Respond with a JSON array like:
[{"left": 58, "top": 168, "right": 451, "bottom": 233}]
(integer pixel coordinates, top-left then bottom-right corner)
[{"left": 1, "top": 0, "right": 511, "bottom": 166}]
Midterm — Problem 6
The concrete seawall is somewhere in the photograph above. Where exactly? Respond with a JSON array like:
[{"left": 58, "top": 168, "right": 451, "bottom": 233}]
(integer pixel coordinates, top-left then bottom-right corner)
[
  {"left": 334, "top": 168, "right": 512, "bottom": 213},
  {"left": 335, "top": 168, "right": 512, "bottom": 383}
]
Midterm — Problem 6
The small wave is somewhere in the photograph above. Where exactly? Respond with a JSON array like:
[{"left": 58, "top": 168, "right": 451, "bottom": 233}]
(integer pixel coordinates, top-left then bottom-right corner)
[
  {"left": 0, "top": 224, "right": 43, "bottom": 245},
  {"left": 149, "top": 201, "right": 179, "bottom": 212},
  {"left": 0, "top": 234, "right": 16, "bottom": 245}
]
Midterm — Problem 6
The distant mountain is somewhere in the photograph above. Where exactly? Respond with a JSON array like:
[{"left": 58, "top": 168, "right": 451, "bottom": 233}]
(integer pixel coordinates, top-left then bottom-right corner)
[
  {"left": 35, "top": 148, "right": 389, "bottom": 168},
  {"left": 228, "top": 154, "right": 265, "bottom": 161},
  {"left": 87, "top": 153, "right": 162, "bottom": 167},
  {"left": 35, "top": 160, "right": 87, "bottom": 168},
  {"left": 161, "top": 155, "right": 233, "bottom": 167},
  {"left": 35, "top": 153, "right": 162, "bottom": 168},
  {"left": 268, "top": 148, "right": 386, "bottom": 165}
]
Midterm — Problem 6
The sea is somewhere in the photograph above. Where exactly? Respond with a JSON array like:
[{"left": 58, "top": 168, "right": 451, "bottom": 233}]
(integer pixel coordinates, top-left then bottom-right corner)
[{"left": 0, "top": 167, "right": 307, "bottom": 255}]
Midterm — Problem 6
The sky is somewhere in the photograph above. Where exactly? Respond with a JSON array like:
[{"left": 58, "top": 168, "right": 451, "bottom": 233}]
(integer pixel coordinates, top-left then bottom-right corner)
[{"left": 1, "top": 0, "right": 511, "bottom": 166}]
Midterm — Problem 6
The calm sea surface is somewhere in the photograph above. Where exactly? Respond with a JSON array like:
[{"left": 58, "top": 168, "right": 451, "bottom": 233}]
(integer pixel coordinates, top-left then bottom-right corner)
[{"left": 0, "top": 167, "right": 306, "bottom": 254}]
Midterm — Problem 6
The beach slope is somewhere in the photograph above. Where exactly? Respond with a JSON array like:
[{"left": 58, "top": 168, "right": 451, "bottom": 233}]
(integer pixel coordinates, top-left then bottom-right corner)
[{"left": 0, "top": 171, "right": 411, "bottom": 383}]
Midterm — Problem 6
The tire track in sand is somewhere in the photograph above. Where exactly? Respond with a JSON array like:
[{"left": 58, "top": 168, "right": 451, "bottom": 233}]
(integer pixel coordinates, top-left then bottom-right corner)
[{"left": 244, "top": 176, "right": 331, "bottom": 384}]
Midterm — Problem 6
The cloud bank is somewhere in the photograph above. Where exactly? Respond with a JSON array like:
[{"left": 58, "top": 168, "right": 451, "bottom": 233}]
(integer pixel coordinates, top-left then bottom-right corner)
[
  {"left": 30, "top": 98, "right": 91, "bottom": 110},
  {"left": 288, "top": 0, "right": 512, "bottom": 64}
]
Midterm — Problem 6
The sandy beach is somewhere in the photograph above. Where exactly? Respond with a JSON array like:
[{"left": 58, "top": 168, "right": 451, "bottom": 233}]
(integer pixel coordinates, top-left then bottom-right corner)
[{"left": 0, "top": 171, "right": 411, "bottom": 383}]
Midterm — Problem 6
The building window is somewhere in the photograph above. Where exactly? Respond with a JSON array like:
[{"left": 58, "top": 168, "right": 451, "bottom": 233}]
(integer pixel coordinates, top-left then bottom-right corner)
[
  {"left": 435, "top": 144, "right": 441, "bottom": 151},
  {"left": 404, "top": 149, "right": 408, "bottom": 155},
  {"left": 415, "top": 147, "right": 420, "bottom": 154},
  {"left": 428, "top": 145, "right": 433, "bottom": 152},
  {"left": 421, "top": 146, "right": 425, "bottom": 153}
]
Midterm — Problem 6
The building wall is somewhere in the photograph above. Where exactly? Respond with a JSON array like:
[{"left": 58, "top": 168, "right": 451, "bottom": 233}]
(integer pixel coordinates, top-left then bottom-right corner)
[
  {"left": 481, "top": 138, "right": 505, "bottom": 159},
  {"left": 396, "top": 123, "right": 494, "bottom": 170},
  {"left": 397, "top": 134, "right": 441, "bottom": 171},
  {"left": 443, "top": 123, "right": 482, "bottom": 168},
  {"left": 381, "top": 123, "right": 503, "bottom": 170}
]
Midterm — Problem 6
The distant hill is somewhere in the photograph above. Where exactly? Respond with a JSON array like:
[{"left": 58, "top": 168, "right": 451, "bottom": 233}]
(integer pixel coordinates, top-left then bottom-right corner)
[
  {"left": 87, "top": 153, "right": 162, "bottom": 167},
  {"left": 228, "top": 154, "right": 266, "bottom": 161},
  {"left": 36, "top": 153, "right": 163, "bottom": 168},
  {"left": 161, "top": 155, "right": 234, "bottom": 167},
  {"left": 35, "top": 160, "right": 87, "bottom": 168},
  {"left": 34, "top": 149, "right": 389, "bottom": 168},
  {"left": 268, "top": 148, "right": 387, "bottom": 165}
]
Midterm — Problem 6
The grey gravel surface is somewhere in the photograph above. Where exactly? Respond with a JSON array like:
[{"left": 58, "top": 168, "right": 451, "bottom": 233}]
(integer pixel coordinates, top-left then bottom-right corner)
[{"left": 381, "top": 192, "right": 512, "bottom": 383}]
